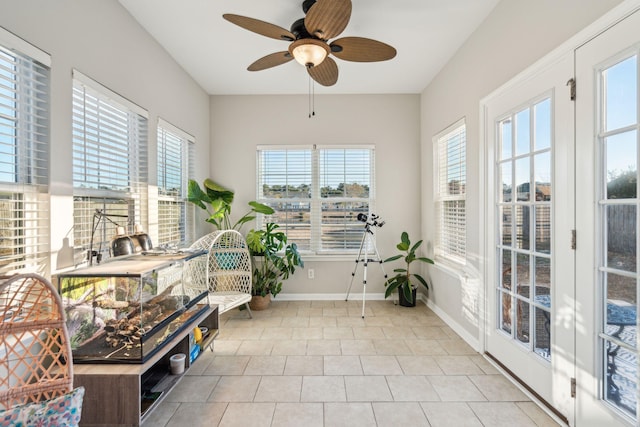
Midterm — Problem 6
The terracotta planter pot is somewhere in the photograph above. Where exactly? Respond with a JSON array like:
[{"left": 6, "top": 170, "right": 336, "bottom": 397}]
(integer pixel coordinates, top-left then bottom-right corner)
[{"left": 249, "top": 294, "right": 271, "bottom": 310}]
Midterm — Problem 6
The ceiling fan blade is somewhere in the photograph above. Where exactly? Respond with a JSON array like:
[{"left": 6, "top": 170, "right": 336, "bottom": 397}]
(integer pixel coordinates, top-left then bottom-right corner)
[
  {"left": 307, "top": 57, "right": 338, "bottom": 86},
  {"left": 248, "top": 51, "right": 294, "bottom": 71},
  {"left": 223, "top": 14, "right": 295, "bottom": 41},
  {"left": 304, "top": 0, "right": 352, "bottom": 41},
  {"left": 330, "top": 37, "right": 397, "bottom": 62}
]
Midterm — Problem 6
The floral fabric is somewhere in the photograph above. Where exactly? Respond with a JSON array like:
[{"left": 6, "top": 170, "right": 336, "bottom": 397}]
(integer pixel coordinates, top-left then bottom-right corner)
[{"left": 0, "top": 386, "right": 84, "bottom": 427}]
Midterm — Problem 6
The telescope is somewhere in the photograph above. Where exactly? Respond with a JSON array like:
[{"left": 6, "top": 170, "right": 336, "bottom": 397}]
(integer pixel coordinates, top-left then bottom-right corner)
[
  {"left": 347, "top": 212, "right": 389, "bottom": 317},
  {"left": 357, "top": 213, "right": 385, "bottom": 228}
]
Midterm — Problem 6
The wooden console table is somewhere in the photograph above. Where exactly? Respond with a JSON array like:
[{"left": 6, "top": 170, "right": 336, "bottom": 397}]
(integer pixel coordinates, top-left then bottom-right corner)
[{"left": 74, "top": 305, "right": 219, "bottom": 427}]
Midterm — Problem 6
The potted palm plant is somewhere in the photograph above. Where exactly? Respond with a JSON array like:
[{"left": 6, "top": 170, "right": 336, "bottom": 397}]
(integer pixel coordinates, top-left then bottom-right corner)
[
  {"left": 187, "top": 178, "right": 273, "bottom": 231},
  {"left": 245, "top": 222, "right": 303, "bottom": 310},
  {"left": 384, "top": 231, "right": 434, "bottom": 307}
]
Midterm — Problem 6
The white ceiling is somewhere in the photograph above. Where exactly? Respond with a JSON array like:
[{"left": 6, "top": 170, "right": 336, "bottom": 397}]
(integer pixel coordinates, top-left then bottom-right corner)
[{"left": 119, "top": 0, "right": 499, "bottom": 95}]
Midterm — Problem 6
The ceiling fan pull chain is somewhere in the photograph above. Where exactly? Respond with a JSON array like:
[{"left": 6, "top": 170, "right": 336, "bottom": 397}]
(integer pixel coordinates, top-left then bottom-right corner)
[
  {"left": 308, "top": 74, "right": 311, "bottom": 118},
  {"left": 308, "top": 74, "right": 316, "bottom": 118},
  {"left": 312, "top": 78, "right": 316, "bottom": 117}
]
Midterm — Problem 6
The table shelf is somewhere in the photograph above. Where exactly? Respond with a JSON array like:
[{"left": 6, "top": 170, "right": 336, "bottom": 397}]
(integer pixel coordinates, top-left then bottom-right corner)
[{"left": 74, "top": 305, "right": 218, "bottom": 427}]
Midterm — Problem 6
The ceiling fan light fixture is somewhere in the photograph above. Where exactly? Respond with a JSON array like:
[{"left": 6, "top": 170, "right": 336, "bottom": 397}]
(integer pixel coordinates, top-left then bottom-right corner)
[{"left": 289, "top": 38, "right": 329, "bottom": 68}]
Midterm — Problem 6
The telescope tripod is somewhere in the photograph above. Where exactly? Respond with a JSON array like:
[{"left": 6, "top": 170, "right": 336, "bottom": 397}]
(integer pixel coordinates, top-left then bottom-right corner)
[{"left": 345, "top": 226, "right": 389, "bottom": 318}]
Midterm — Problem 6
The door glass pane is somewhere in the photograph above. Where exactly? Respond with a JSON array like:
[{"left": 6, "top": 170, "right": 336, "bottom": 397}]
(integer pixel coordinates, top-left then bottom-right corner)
[
  {"left": 516, "top": 298, "right": 530, "bottom": 344},
  {"left": 500, "top": 290, "right": 512, "bottom": 334},
  {"left": 502, "top": 249, "right": 512, "bottom": 290},
  {"left": 605, "top": 344, "right": 638, "bottom": 417},
  {"left": 516, "top": 253, "right": 530, "bottom": 298},
  {"left": 501, "top": 162, "right": 513, "bottom": 202},
  {"left": 534, "top": 307, "right": 551, "bottom": 360},
  {"left": 534, "top": 257, "right": 551, "bottom": 291},
  {"left": 606, "top": 204, "right": 637, "bottom": 273},
  {"left": 535, "top": 206, "right": 551, "bottom": 254},
  {"left": 534, "top": 98, "right": 551, "bottom": 151},
  {"left": 606, "top": 273, "right": 637, "bottom": 347},
  {"left": 604, "top": 55, "right": 637, "bottom": 132},
  {"left": 516, "top": 157, "right": 530, "bottom": 201},
  {"left": 606, "top": 131, "right": 637, "bottom": 200},
  {"left": 534, "top": 152, "right": 551, "bottom": 201},
  {"left": 501, "top": 119, "right": 512, "bottom": 160},
  {"left": 516, "top": 108, "right": 531, "bottom": 155},
  {"left": 501, "top": 205, "right": 512, "bottom": 246},
  {"left": 515, "top": 205, "right": 530, "bottom": 250}
]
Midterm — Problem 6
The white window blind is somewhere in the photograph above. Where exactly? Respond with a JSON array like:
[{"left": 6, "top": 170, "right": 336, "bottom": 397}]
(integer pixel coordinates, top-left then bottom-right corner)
[
  {"left": 0, "top": 35, "right": 50, "bottom": 275},
  {"left": 73, "top": 197, "right": 132, "bottom": 264},
  {"left": 72, "top": 71, "right": 148, "bottom": 264},
  {"left": 435, "top": 119, "right": 466, "bottom": 262},
  {"left": 257, "top": 145, "right": 374, "bottom": 254},
  {"left": 319, "top": 148, "right": 372, "bottom": 251},
  {"left": 157, "top": 119, "right": 194, "bottom": 246}
]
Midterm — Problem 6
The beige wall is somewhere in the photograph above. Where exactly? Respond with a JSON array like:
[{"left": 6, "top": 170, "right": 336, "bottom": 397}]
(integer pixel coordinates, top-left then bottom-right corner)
[
  {"left": 0, "top": 0, "right": 628, "bottom": 319},
  {"left": 0, "top": 0, "right": 211, "bottom": 274},
  {"left": 420, "top": 0, "right": 624, "bottom": 345},
  {"left": 210, "top": 94, "right": 420, "bottom": 296}
]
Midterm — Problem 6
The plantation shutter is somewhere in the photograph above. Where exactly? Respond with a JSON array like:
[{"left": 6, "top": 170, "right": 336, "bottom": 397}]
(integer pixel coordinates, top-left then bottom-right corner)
[
  {"left": 436, "top": 120, "right": 466, "bottom": 261},
  {"left": 0, "top": 32, "right": 50, "bottom": 275}
]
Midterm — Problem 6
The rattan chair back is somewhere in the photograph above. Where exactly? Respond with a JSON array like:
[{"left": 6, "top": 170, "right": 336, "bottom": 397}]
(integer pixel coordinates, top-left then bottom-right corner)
[{"left": 0, "top": 274, "right": 73, "bottom": 409}]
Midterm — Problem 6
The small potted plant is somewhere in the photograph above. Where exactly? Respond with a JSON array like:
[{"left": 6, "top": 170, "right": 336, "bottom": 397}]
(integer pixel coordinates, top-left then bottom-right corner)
[
  {"left": 246, "top": 222, "right": 303, "bottom": 309},
  {"left": 187, "top": 178, "right": 273, "bottom": 231},
  {"left": 384, "top": 231, "right": 434, "bottom": 307}
]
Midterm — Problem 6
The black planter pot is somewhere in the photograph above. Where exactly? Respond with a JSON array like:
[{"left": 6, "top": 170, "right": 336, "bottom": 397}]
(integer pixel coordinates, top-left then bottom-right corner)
[{"left": 398, "top": 287, "right": 418, "bottom": 307}]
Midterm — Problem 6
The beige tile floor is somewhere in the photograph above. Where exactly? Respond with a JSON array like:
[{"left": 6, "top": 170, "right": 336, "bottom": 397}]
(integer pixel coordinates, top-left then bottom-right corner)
[{"left": 142, "top": 300, "right": 561, "bottom": 427}]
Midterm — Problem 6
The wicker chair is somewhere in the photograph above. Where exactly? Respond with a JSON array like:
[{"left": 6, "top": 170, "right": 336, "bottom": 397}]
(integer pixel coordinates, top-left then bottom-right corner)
[
  {"left": 0, "top": 273, "right": 74, "bottom": 409},
  {"left": 188, "top": 230, "right": 253, "bottom": 318}
]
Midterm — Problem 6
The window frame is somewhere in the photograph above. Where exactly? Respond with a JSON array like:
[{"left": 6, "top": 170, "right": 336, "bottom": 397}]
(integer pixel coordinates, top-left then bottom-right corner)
[
  {"left": 433, "top": 118, "right": 467, "bottom": 265},
  {"left": 0, "top": 29, "right": 50, "bottom": 275},
  {"left": 71, "top": 70, "right": 148, "bottom": 265},
  {"left": 256, "top": 144, "right": 376, "bottom": 256},
  {"left": 156, "top": 118, "right": 194, "bottom": 247}
]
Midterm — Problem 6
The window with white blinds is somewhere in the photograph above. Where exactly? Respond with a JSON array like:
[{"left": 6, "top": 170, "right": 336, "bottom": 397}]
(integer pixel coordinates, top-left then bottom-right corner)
[
  {"left": 0, "top": 34, "right": 50, "bottom": 275},
  {"left": 435, "top": 119, "right": 466, "bottom": 263},
  {"left": 72, "top": 71, "right": 148, "bottom": 264},
  {"left": 157, "top": 119, "right": 194, "bottom": 246},
  {"left": 257, "top": 145, "right": 374, "bottom": 254}
]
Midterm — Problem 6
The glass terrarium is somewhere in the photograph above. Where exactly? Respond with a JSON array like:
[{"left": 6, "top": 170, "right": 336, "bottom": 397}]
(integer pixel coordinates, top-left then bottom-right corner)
[{"left": 56, "top": 250, "right": 208, "bottom": 363}]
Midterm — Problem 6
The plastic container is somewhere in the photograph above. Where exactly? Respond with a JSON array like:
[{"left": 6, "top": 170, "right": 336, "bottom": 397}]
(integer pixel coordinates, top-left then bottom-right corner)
[
  {"left": 198, "top": 326, "right": 208, "bottom": 341},
  {"left": 189, "top": 345, "right": 200, "bottom": 364},
  {"left": 169, "top": 353, "right": 186, "bottom": 375}
]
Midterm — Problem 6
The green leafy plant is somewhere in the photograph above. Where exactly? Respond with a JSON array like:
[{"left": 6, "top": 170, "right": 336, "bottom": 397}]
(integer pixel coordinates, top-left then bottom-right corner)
[
  {"left": 246, "top": 223, "right": 304, "bottom": 298},
  {"left": 384, "top": 231, "right": 434, "bottom": 304},
  {"left": 187, "top": 178, "right": 273, "bottom": 231}
]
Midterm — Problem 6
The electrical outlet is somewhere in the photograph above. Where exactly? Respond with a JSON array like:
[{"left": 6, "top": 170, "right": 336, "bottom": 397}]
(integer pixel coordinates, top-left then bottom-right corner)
[{"left": 308, "top": 268, "right": 315, "bottom": 279}]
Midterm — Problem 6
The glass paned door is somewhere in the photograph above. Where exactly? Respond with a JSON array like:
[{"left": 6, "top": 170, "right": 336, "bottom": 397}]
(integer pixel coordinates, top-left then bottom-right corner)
[
  {"left": 600, "top": 54, "right": 638, "bottom": 418},
  {"left": 497, "top": 97, "right": 553, "bottom": 361},
  {"left": 484, "top": 52, "right": 575, "bottom": 422},
  {"left": 575, "top": 8, "right": 640, "bottom": 426}
]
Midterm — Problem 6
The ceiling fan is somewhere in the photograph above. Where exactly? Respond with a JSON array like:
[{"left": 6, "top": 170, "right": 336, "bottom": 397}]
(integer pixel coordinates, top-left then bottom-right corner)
[{"left": 223, "top": 0, "right": 397, "bottom": 87}]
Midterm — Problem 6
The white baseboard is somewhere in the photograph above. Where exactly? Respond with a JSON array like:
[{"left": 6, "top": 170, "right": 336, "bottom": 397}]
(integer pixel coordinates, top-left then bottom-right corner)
[
  {"left": 276, "top": 293, "right": 387, "bottom": 301},
  {"left": 419, "top": 293, "right": 481, "bottom": 352}
]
